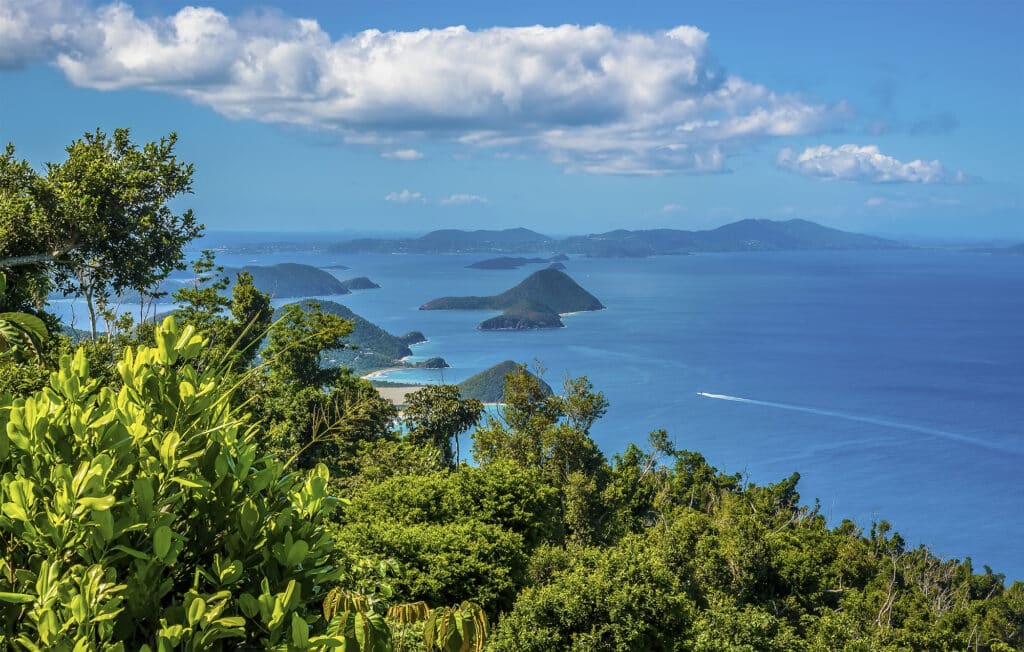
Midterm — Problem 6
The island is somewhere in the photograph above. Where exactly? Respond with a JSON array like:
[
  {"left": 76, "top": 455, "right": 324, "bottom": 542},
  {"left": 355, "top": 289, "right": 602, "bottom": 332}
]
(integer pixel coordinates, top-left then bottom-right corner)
[
  {"left": 466, "top": 256, "right": 549, "bottom": 270},
  {"left": 547, "top": 262, "right": 567, "bottom": 271},
  {"left": 339, "top": 276, "right": 381, "bottom": 290},
  {"left": 223, "top": 263, "right": 349, "bottom": 298},
  {"left": 457, "top": 360, "right": 553, "bottom": 403},
  {"left": 420, "top": 268, "right": 603, "bottom": 330},
  {"left": 327, "top": 219, "right": 904, "bottom": 257}
]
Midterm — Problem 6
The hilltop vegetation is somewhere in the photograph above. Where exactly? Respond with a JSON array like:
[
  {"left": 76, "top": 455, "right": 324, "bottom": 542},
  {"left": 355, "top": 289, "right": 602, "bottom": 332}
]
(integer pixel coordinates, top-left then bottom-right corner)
[{"left": 421, "top": 269, "right": 604, "bottom": 330}]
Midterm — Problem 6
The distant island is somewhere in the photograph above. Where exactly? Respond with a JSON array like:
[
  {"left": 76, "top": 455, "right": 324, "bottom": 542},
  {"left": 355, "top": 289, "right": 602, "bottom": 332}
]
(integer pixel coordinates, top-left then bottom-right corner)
[
  {"left": 466, "top": 256, "right": 549, "bottom": 270},
  {"left": 339, "top": 276, "right": 381, "bottom": 290},
  {"left": 965, "top": 243, "right": 1024, "bottom": 255},
  {"left": 327, "top": 219, "right": 903, "bottom": 257},
  {"left": 224, "top": 263, "right": 349, "bottom": 298},
  {"left": 420, "top": 269, "right": 603, "bottom": 330},
  {"left": 457, "top": 360, "right": 553, "bottom": 403},
  {"left": 279, "top": 300, "right": 445, "bottom": 373}
]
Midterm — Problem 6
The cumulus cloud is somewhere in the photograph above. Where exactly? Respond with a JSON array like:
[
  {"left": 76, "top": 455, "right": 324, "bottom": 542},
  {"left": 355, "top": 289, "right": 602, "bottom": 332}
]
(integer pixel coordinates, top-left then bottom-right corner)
[
  {"left": 10, "top": 1, "right": 847, "bottom": 174},
  {"left": 384, "top": 189, "right": 424, "bottom": 203},
  {"left": 0, "top": 0, "right": 94, "bottom": 68},
  {"left": 440, "top": 193, "right": 487, "bottom": 206},
  {"left": 381, "top": 148, "right": 424, "bottom": 160},
  {"left": 777, "top": 144, "right": 969, "bottom": 184}
]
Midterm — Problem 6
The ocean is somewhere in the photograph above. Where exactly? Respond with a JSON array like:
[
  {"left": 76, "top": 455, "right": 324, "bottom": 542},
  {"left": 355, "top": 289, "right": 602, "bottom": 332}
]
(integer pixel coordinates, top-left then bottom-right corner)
[{"left": 49, "top": 240, "right": 1024, "bottom": 581}]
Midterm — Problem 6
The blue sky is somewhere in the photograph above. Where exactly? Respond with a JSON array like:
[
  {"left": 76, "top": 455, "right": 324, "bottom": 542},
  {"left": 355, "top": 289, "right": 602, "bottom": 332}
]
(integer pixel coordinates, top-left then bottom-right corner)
[{"left": 1, "top": 0, "right": 1021, "bottom": 239}]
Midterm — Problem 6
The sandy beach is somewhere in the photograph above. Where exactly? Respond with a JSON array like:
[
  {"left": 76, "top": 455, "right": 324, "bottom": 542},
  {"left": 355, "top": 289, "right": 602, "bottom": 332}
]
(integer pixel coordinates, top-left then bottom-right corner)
[{"left": 373, "top": 384, "right": 425, "bottom": 406}]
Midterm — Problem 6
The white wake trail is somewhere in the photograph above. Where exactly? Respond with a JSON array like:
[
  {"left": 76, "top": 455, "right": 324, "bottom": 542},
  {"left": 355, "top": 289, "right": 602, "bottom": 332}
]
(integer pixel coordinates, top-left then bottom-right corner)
[{"left": 696, "top": 392, "right": 1017, "bottom": 454}]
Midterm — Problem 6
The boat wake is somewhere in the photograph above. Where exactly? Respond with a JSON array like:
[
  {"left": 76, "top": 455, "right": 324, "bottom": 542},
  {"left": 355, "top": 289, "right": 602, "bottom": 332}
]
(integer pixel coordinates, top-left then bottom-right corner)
[{"left": 696, "top": 392, "right": 1015, "bottom": 454}]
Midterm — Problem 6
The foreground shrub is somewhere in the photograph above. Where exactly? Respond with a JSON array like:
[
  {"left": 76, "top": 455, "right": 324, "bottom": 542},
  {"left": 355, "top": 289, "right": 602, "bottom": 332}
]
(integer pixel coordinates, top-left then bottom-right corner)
[{"left": 0, "top": 318, "right": 343, "bottom": 649}]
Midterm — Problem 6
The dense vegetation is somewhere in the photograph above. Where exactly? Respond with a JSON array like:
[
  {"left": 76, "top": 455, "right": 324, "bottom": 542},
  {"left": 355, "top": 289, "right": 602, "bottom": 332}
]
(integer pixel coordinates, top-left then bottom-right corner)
[{"left": 1, "top": 130, "right": 1021, "bottom": 650}]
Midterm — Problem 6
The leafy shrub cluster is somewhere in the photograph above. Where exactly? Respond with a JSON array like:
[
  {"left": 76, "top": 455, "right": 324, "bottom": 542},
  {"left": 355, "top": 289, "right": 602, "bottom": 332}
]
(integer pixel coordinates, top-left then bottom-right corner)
[{"left": 0, "top": 320, "right": 343, "bottom": 649}]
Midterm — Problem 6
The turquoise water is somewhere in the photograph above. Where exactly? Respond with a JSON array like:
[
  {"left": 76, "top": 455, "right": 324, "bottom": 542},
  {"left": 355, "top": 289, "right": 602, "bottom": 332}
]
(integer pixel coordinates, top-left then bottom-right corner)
[{"left": 49, "top": 245, "right": 1024, "bottom": 580}]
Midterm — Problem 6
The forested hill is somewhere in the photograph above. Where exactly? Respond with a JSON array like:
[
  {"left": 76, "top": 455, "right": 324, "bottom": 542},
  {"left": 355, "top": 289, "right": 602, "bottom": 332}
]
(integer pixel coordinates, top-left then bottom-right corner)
[{"left": 327, "top": 219, "right": 903, "bottom": 257}]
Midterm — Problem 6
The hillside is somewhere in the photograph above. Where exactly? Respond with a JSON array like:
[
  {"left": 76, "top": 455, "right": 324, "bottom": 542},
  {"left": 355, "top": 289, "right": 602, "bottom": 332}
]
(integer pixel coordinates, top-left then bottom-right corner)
[
  {"left": 224, "top": 263, "right": 349, "bottom": 298},
  {"left": 279, "top": 300, "right": 412, "bottom": 373},
  {"left": 457, "top": 360, "right": 554, "bottom": 403},
  {"left": 420, "top": 269, "right": 603, "bottom": 330},
  {"left": 328, "top": 219, "right": 902, "bottom": 257}
]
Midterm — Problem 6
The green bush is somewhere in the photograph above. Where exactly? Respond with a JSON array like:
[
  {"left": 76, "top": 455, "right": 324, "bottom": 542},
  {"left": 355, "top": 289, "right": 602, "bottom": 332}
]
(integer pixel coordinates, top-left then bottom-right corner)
[{"left": 0, "top": 318, "right": 346, "bottom": 649}]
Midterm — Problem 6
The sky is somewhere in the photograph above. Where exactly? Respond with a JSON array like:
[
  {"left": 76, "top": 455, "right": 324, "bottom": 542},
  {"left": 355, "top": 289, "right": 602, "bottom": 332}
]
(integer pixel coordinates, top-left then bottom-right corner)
[{"left": 1, "top": 0, "right": 1021, "bottom": 240}]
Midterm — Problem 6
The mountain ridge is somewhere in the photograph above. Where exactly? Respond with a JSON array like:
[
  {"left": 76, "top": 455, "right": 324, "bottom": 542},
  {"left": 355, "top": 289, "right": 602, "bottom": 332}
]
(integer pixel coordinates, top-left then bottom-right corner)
[{"left": 327, "top": 219, "right": 903, "bottom": 257}]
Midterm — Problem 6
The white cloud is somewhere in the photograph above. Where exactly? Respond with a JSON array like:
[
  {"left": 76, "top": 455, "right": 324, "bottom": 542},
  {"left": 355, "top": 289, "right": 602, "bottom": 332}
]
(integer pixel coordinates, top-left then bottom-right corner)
[
  {"left": 660, "top": 203, "right": 686, "bottom": 214},
  {"left": 384, "top": 189, "right": 424, "bottom": 203},
  {"left": 12, "top": 1, "right": 847, "bottom": 174},
  {"left": 440, "top": 193, "right": 487, "bottom": 206},
  {"left": 381, "top": 148, "right": 424, "bottom": 160},
  {"left": 0, "top": 0, "right": 93, "bottom": 68},
  {"left": 778, "top": 144, "right": 969, "bottom": 184}
]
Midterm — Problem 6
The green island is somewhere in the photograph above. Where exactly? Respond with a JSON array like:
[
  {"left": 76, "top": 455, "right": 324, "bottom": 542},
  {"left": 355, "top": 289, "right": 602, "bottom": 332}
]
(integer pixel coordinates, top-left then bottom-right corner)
[
  {"left": 222, "top": 262, "right": 350, "bottom": 298},
  {"left": 420, "top": 268, "right": 605, "bottom": 330},
  {"left": 457, "top": 360, "right": 553, "bottom": 402},
  {"left": 0, "top": 130, "right": 1020, "bottom": 650}
]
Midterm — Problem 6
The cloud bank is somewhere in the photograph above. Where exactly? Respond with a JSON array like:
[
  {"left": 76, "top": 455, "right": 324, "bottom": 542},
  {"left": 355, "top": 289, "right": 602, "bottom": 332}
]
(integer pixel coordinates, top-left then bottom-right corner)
[
  {"left": 777, "top": 144, "right": 968, "bottom": 184},
  {"left": 6, "top": 1, "right": 849, "bottom": 174}
]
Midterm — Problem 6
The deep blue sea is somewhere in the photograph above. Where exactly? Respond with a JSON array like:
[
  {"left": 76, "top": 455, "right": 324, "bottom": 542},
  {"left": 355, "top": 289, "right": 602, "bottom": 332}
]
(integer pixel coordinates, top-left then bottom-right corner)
[{"left": 50, "top": 241, "right": 1024, "bottom": 581}]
